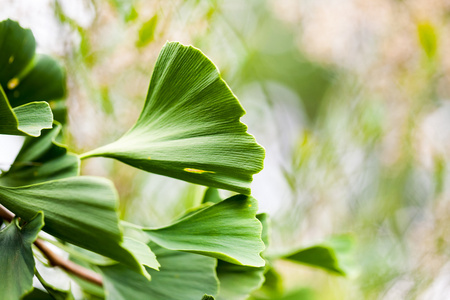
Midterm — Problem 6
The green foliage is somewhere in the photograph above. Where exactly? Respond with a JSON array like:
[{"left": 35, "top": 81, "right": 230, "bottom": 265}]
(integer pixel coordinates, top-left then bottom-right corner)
[
  {"left": 0, "top": 18, "right": 344, "bottom": 300},
  {"left": 0, "top": 212, "right": 44, "bottom": 299}
]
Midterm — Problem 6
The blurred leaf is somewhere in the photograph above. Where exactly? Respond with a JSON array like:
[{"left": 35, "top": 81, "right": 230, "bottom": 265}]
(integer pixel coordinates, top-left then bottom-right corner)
[
  {"left": 0, "top": 19, "right": 65, "bottom": 107},
  {"left": 202, "top": 187, "right": 222, "bottom": 204},
  {"left": 144, "top": 195, "right": 265, "bottom": 267},
  {"left": 0, "top": 122, "right": 79, "bottom": 187},
  {"left": 0, "top": 177, "right": 142, "bottom": 273},
  {"left": 100, "top": 243, "right": 218, "bottom": 300},
  {"left": 283, "top": 245, "right": 345, "bottom": 276},
  {"left": 418, "top": 22, "right": 438, "bottom": 59},
  {"left": 252, "top": 288, "right": 316, "bottom": 300},
  {"left": 0, "top": 85, "right": 53, "bottom": 137},
  {"left": 82, "top": 42, "right": 265, "bottom": 195},
  {"left": 136, "top": 15, "right": 158, "bottom": 47},
  {"left": 22, "top": 289, "right": 55, "bottom": 300},
  {"left": 0, "top": 212, "right": 44, "bottom": 300},
  {"left": 35, "top": 271, "right": 75, "bottom": 300}
]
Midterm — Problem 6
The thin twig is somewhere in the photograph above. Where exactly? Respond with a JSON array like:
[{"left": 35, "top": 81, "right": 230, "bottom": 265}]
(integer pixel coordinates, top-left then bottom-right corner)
[{"left": 0, "top": 204, "right": 103, "bottom": 286}]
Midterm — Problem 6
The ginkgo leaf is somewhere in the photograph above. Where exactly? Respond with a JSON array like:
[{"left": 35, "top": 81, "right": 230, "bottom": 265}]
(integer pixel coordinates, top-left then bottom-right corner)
[
  {"left": 0, "top": 122, "right": 79, "bottom": 186},
  {"left": 81, "top": 42, "right": 264, "bottom": 195},
  {"left": 100, "top": 243, "right": 218, "bottom": 300},
  {"left": 215, "top": 214, "right": 268, "bottom": 300},
  {"left": 0, "top": 212, "right": 44, "bottom": 300},
  {"left": 0, "top": 19, "right": 65, "bottom": 107},
  {"left": 0, "top": 84, "right": 53, "bottom": 137},
  {"left": 283, "top": 245, "right": 346, "bottom": 275},
  {"left": 143, "top": 195, "right": 265, "bottom": 267},
  {"left": 0, "top": 177, "right": 142, "bottom": 273}
]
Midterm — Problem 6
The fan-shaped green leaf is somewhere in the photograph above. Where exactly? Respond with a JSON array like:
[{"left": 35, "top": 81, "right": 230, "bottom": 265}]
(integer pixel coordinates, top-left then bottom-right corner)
[
  {"left": 101, "top": 243, "right": 218, "bottom": 300},
  {"left": 0, "top": 85, "right": 52, "bottom": 137},
  {"left": 143, "top": 195, "right": 265, "bottom": 267},
  {"left": 81, "top": 42, "right": 264, "bottom": 195},
  {"left": 0, "top": 212, "right": 44, "bottom": 300},
  {"left": 0, "top": 177, "right": 142, "bottom": 273},
  {"left": 0, "top": 122, "right": 79, "bottom": 186}
]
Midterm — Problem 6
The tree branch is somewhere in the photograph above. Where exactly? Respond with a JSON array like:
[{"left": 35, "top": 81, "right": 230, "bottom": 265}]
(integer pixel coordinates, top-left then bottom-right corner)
[{"left": 0, "top": 204, "right": 103, "bottom": 286}]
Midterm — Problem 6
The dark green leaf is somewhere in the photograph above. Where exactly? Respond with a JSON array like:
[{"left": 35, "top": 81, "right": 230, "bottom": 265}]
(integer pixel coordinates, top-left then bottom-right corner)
[
  {"left": 0, "top": 122, "right": 79, "bottom": 186},
  {"left": 81, "top": 42, "right": 264, "bottom": 195},
  {"left": 144, "top": 195, "right": 265, "bottom": 267},
  {"left": 22, "top": 289, "right": 54, "bottom": 300},
  {"left": 0, "top": 177, "right": 142, "bottom": 273},
  {"left": 202, "top": 295, "right": 215, "bottom": 300},
  {"left": 0, "top": 212, "right": 44, "bottom": 300},
  {"left": 0, "top": 19, "right": 65, "bottom": 107},
  {"left": 283, "top": 245, "right": 345, "bottom": 275},
  {"left": 100, "top": 243, "right": 218, "bottom": 300}
]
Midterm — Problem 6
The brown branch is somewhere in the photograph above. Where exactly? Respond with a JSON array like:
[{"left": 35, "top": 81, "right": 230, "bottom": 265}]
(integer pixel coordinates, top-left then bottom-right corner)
[{"left": 0, "top": 204, "right": 103, "bottom": 286}]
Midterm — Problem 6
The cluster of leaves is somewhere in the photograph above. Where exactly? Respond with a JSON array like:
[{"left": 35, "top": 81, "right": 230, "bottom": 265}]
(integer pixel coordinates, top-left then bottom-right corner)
[{"left": 0, "top": 19, "right": 346, "bottom": 300}]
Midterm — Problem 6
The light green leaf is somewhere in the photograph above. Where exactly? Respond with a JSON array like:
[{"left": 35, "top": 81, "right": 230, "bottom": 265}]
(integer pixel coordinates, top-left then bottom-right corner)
[
  {"left": 122, "top": 237, "right": 160, "bottom": 271},
  {"left": 136, "top": 15, "right": 158, "bottom": 47},
  {"left": 0, "top": 85, "right": 53, "bottom": 137},
  {"left": 0, "top": 212, "right": 44, "bottom": 300},
  {"left": 101, "top": 243, "right": 218, "bottom": 300},
  {"left": 81, "top": 42, "right": 264, "bottom": 195},
  {"left": 0, "top": 177, "right": 142, "bottom": 273},
  {"left": 283, "top": 245, "right": 345, "bottom": 276},
  {"left": 216, "top": 260, "right": 265, "bottom": 300},
  {"left": 215, "top": 214, "right": 268, "bottom": 300},
  {"left": 0, "top": 122, "right": 79, "bottom": 186},
  {"left": 0, "top": 19, "right": 65, "bottom": 107},
  {"left": 144, "top": 195, "right": 265, "bottom": 267}
]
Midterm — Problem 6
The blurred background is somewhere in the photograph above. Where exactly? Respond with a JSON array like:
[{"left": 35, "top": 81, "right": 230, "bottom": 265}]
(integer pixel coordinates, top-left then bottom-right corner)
[{"left": 2, "top": 0, "right": 450, "bottom": 298}]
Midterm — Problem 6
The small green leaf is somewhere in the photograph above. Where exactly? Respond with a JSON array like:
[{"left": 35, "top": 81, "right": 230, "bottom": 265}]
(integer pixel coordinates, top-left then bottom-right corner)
[
  {"left": 418, "top": 22, "right": 438, "bottom": 59},
  {"left": 0, "top": 122, "right": 79, "bottom": 186},
  {"left": 144, "top": 195, "right": 265, "bottom": 267},
  {"left": 283, "top": 245, "right": 345, "bottom": 275},
  {"left": 100, "top": 243, "right": 218, "bottom": 300},
  {"left": 202, "top": 187, "right": 222, "bottom": 204},
  {"left": 0, "top": 177, "right": 142, "bottom": 273},
  {"left": 202, "top": 295, "right": 215, "bottom": 300},
  {"left": 0, "top": 85, "right": 52, "bottom": 137},
  {"left": 122, "top": 237, "right": 160, "bottom": 271},
  {"left": 82, "top": 42, "right": 264, "bottom": 195},
  {"left": 0, "top": 212, "right": 44, "bottom": 300},
  {"left": 136, "top": 15, "right": 158, "bottom": 47}
]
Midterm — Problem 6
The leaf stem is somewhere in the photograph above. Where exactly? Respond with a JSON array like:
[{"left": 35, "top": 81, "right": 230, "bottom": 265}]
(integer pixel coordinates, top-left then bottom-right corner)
[{"left": 0, "top": 204, "right": 103, "bottom": 286}]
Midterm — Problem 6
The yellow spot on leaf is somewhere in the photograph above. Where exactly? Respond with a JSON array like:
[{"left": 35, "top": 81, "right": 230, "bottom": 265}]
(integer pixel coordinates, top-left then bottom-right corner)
[
  {"left": 7, "top": 77, "right": 19, "bottom": 90},
  {"left": 184, "top": 168, "right": 215, "bottom": 174},
  {"left": 248, "top": 204, "right": 252, "bottom": 207},
  {"left": 8, "top": 56, "right": 14, "bottom": 63},
  {"left": 147, "top": 156, "right": 151, "bottom": 160}
]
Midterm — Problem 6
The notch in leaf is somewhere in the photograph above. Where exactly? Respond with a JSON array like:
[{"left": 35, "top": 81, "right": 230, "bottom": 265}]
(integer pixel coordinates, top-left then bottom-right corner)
[{"left": 81, "top": 42, "right": 265, "bottom": 195}]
